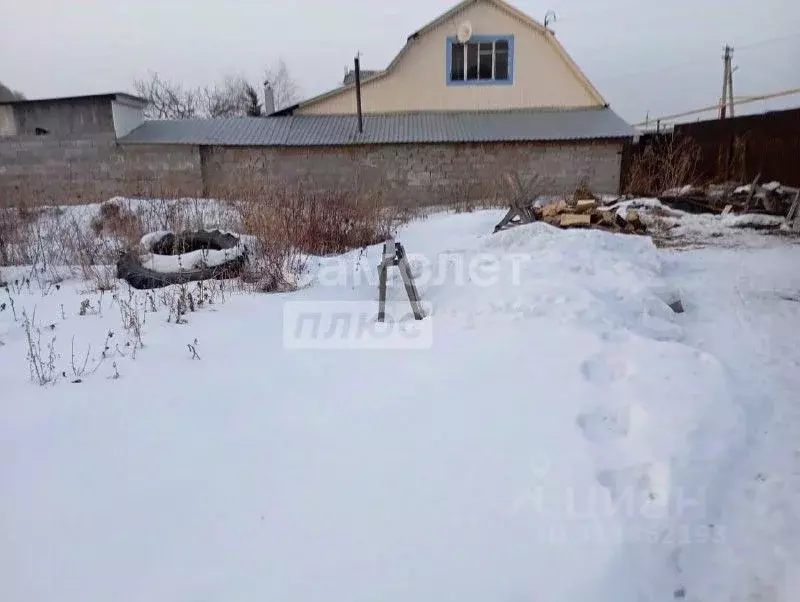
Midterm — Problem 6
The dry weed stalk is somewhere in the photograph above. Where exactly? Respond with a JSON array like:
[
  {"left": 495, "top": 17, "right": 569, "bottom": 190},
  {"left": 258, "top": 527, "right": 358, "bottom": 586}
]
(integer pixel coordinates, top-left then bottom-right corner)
[
  {"left": 117, "top": 287, "right": 146, "bottom": 352},
  {"left": 625, "top": 136, "right": 701, "bottom": 196},
  {"left": 22, "top": 308, "right": 59, "bottom": 386},
  {"left": 225, "top": 182, "right": 406, "bottom": 291}
]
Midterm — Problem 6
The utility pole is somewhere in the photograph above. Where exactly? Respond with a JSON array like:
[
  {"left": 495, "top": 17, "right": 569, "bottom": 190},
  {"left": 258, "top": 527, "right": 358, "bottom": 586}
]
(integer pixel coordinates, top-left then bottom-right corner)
[
  {"left": 719, "top": 45, "right": 734, "bottom": 119},
  {"left": 727, "top": 47, "right": 735, "bottom": 117}
]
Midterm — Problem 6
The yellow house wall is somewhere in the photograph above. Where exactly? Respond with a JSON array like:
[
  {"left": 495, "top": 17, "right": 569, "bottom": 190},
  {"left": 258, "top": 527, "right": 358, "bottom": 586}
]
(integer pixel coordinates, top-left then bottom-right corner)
[{"left": 298, "top": 1, "right": 600, "bottom": 115}]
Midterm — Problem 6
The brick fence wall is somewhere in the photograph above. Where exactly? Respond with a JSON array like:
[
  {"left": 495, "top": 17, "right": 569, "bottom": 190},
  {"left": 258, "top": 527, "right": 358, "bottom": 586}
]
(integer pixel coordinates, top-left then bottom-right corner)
[
  {"left": 1, "top": 135, "right": 623, "bottom": 207},
  {"left": 0, "top": 135, "right": 203, "bottom": 205},
  {"left": 201, "top": 141, "right": 624, "bottom": 206}
]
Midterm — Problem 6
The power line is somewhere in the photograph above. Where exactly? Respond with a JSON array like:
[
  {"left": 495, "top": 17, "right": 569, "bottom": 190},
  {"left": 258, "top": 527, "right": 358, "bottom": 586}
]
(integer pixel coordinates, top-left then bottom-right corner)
[
  {"left": 591, "top": 29, "right": 798, "bottom": 85},
  {"left": 635, "top": 87, "right": 800, "bottom": 127},
  {"left": 598, "top": 56, "right": 709, "bottom": 83},
  {"left": 738, "top": 32, "right": 800, "bottom": 52}
]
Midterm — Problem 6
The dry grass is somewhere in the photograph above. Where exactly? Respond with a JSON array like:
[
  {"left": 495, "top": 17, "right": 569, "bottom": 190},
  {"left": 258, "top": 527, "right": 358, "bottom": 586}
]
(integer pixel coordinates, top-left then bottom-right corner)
[
  {"left": 230, "top": 185, "right": 404, "bottom": 291},
  {"left": 625, "top": 136, "right": 701, "bottom": 197},
  {"left": 1, "top": 178, "right": 410, "bottom": 294}
]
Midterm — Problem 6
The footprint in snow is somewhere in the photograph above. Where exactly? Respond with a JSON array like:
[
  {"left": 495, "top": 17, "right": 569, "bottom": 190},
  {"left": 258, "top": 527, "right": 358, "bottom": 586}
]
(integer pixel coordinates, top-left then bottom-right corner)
[
  {"left": 576, "top": 404, "right": 630, "bottom": 444},
  {"left": 580, "top": 353, "right": 636, "bottom": 385},
  {"left": 595, "top": 462, "right": 670, "bottom": 515}
]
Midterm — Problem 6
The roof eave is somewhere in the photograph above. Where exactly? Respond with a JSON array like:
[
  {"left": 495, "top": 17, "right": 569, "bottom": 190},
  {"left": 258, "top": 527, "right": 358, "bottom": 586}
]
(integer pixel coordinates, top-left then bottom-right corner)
[{"left": 0, "top": 92, "right": 149, "bottom": 108}]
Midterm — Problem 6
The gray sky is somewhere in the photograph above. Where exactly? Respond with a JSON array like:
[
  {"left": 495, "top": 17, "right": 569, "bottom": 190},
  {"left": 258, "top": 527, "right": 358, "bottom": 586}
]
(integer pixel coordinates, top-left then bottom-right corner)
[{"left": 2, "top": 0, "right": 797, "bottom": 123}]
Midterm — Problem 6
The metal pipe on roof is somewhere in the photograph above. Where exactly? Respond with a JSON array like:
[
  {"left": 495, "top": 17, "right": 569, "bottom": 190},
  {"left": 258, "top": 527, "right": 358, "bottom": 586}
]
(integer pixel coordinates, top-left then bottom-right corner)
[{"left": 354, "top": 55, "right": 364, "bottom": 134}]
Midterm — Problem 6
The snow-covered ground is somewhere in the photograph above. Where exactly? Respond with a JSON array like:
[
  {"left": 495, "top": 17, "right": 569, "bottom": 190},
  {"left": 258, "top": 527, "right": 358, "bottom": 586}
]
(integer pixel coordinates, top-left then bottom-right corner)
[{"left": 2, "top": 208, "right": 799, "bottom": 602}]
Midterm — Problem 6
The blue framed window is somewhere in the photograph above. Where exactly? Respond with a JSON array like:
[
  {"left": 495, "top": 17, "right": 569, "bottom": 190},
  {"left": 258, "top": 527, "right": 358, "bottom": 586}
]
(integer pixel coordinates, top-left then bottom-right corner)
[{"left": 446, "top": 35, "right": 514, "bottom": 86}]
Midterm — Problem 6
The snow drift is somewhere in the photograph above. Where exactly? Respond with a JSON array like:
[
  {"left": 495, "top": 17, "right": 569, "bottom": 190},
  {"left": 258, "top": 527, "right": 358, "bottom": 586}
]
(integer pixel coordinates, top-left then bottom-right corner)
[{"left": 0, "top": 209, "right": 777, "bottom": 602}]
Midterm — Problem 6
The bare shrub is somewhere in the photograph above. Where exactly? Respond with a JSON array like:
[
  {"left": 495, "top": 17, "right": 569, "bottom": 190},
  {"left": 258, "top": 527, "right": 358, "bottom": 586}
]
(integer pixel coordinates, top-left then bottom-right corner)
[
  {"left": 229, "top": 184, "right": 405, "bottom": 292},
  {"left": 22, "top": 309, "right": 59, "bottom": 386},
  {"left": 625, "top": 136, "right": 701, "bottom": 196},
  {"left": 442, "top": 180, "right": 484, "bottom": 213},
  {"left": 116, "top": 287, "right": 147, "bottom": 353},
  {"left": 573, "top": 176, "right": 599, "bottom": 201},
  {"left": 90, "top": 201, "right": 142, "bottom": 242},
  {"left": 0, "top": 202, "right": 49, "bottom": 266},
  {"left": 69, "top": 333, "right": 112, "bottom": 383}
]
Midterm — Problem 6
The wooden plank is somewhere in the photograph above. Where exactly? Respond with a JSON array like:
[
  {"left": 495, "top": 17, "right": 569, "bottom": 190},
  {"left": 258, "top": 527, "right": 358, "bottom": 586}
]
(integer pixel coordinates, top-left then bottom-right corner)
[
  {"left": 542, "top": 199, "right": 568, "bottom": 218},
  {"left": 743, "top": 172, "right": 761, "bottom": 212},
  {"left": 575, "top": 199, "right": 597, "bottom": 213},
  {"left": 560, "top": 214, "right": 592, "bottom": 228}
]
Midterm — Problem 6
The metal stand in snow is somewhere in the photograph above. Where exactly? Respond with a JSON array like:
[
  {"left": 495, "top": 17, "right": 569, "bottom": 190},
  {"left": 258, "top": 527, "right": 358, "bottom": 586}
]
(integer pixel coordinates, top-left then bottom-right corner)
[
  {"left": 377, "top": 240, "right": 425, "bottom": 322},
  {"left": 786, "top": 190, "right": 800, "bottom": 232}
]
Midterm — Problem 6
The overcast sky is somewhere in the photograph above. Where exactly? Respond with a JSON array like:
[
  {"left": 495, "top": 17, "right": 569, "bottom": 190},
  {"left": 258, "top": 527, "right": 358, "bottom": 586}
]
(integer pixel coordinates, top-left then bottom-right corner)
[{"left": 2, "top": 0, "right": 797, "bottom": 123}]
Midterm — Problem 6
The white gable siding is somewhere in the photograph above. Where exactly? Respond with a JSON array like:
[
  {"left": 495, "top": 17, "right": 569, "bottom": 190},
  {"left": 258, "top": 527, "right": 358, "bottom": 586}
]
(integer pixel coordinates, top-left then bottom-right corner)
[
  {"left": 0, "top": 106, "right": 16, "bottom": 137},
  {"left": 112, "top": 100, "right": 145, "bottom": 138},
  {"left": 298, "top": 1, "right": 600, "bottom": 115}
]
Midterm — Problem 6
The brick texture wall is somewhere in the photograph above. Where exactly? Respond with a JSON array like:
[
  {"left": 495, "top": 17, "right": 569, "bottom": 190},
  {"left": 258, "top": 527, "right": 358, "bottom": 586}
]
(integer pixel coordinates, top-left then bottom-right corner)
[
  {"left": 1, "top": 136, "right": 622, "bottom": 207},
  {"left": 0, "top": 135, "right": 203, "bottom": 205},
  {"left": 201, "top": 141, "right": 624, "bottom": 206}
]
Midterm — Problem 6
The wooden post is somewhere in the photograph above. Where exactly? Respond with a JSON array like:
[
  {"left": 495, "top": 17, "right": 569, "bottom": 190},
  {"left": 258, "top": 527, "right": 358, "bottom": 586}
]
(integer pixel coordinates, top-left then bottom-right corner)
[
  {"left": 727, "top": 47, "right": 735, "bottom": 118},
  {"left": 719, "top": 45, "right": 730, "bottom": 119}
]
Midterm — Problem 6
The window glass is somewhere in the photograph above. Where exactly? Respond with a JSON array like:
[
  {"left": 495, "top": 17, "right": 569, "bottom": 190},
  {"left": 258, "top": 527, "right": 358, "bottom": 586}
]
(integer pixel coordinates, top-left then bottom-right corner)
[
  {"left": 466, "top": 43, "right": 478, "bottom": 80},
  {"left": 478, "top": 51, "right": 492, "bottom": 80},
  {"left": 495, "top": 48, "right": 509, "bottom": 80},
  {"left": 449, "top": 37, "right": 511, "bottom": 83},
  {"left": 451, "top": 42, "right": 465, "bottom": 80}
]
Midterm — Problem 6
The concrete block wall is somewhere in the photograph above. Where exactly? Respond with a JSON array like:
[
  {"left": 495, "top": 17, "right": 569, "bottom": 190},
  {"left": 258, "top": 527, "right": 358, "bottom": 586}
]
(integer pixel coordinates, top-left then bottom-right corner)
[
  {"left": 1, "top": 135, "right": 622, "bottom": 207},
  {"left": 0, "top": 135, "right": 203, "bottom": 205},
  {"left": 13, "top": 98, "right": 116, "bottom": 139},
  {"left": 201, "top": 141, "right": 623, "bottom": 206}
]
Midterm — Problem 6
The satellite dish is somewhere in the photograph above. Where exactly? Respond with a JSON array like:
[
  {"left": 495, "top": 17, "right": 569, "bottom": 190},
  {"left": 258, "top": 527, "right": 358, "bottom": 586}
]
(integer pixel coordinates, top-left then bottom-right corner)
[{"left": 457, "top": 21, "right": 473, "bottom": 43}]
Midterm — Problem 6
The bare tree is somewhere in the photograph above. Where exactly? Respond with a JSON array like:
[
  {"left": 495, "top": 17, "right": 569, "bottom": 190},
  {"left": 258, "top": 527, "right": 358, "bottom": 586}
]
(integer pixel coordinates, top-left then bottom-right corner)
[
  {"left": 134, "top": 61, "right": 299, "bottom": 119},
  {"left": 134, "top": 73, "right": 199, "bottom": 119},
  {"left": 264, "top": 59, "right": 300, "bottom": 112},
  {"left": 136, "top": 73, "right": 251, "bottom": 119},
  {"left": 0, "top": 81, "right": 25, "bottom": 102},
  {"left": 243, "top": 84, "right": 262, "bottom": 117},
  {"left": 199, "top": 76, "right": 251, "bottom": 118}
]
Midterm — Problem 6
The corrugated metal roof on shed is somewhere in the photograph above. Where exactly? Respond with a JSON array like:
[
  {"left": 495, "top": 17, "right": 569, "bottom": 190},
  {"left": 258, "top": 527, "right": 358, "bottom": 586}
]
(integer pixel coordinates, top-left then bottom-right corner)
[{"left": 119, "top": 107, "right": 634, "bottom": 147}]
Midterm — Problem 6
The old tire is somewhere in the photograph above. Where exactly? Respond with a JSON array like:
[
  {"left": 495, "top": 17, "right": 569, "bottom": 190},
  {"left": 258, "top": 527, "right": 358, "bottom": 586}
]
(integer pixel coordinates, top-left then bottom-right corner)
[{"left": 117, "top": 229, "right": 248, "bottom": 290}]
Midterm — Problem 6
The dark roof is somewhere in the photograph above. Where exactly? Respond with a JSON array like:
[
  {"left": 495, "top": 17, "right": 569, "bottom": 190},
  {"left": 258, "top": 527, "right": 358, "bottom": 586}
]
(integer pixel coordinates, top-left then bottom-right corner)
[
  {"left": 0, "top": 92, "right": 147, "bottom": 107},
  {"left": 119, "top": 107, "right": 634, "bottom": 146}
]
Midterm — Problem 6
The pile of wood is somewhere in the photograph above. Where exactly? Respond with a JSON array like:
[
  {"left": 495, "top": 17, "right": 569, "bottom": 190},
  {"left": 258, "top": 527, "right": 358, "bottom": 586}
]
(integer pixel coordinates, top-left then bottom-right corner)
[
  {"left": 494, "top": 197, "right": 647, "bottom": 235},
  {"left": 493, "top": 173, "right": 647, "bottom": 235},
  {"left": 659, "top": 176, "right": 800, "bottom": 217}
]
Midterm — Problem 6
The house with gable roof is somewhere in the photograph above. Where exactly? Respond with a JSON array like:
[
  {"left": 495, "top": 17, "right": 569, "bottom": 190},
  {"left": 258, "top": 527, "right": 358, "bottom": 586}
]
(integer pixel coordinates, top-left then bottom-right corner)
[
  {"left": 0, "top": 0, "right": 633, "bottom": 206},
  {"left": 282, "top": 0, "right": 609, "bottom": 115}
]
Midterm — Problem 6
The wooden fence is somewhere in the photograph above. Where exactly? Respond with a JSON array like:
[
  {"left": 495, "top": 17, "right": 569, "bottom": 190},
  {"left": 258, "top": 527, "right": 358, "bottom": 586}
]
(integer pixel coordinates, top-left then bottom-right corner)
[{"left": 621, "top": 107, "right": 800, "bottom": 191}]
